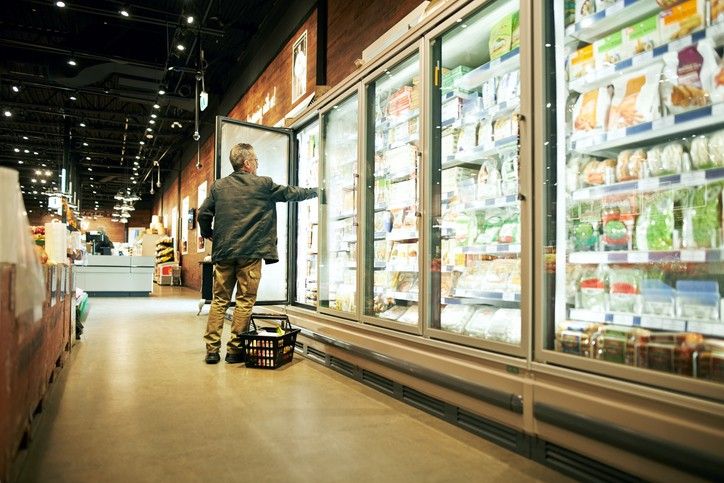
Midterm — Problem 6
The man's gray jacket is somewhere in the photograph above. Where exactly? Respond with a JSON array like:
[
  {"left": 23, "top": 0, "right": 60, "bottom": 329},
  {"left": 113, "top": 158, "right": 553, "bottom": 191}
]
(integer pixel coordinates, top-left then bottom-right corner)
[{"left": 198, "top": 171, "right": 317, "bottom": 264}]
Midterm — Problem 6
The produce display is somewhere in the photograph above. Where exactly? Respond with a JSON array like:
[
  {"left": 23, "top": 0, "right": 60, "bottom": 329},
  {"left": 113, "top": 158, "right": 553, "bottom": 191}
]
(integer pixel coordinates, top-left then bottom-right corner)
[
  {"left": 555, "top": 0, "right": 724, "bottom": 380},
  {"left": 431, "top": 0, "right": 523, "bottom": 344},
  {"left": 31, "top": 226, "right": 48, "bottom": 264},
  {"left": 321, "top": 95, "right": 358, "bottom": 313},
  {"left": 295, "top": 121, "right": 319, "bottom": 306},
  {"left": 155, "top": 236, "right": 174, "bottom": 264}
]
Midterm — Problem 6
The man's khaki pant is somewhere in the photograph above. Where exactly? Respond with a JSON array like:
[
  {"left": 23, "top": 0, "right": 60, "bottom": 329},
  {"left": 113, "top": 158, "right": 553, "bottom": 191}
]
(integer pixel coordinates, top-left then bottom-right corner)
[{"left": 204, "top": 258, "right": 262, "bottom": 355}]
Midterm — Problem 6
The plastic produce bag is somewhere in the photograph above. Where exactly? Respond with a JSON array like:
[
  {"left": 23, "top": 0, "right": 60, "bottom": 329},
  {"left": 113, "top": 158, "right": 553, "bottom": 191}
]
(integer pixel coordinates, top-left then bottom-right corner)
[
  {"left": 0, "top": 167, "right": 45, "bottom": 321},
  {"left": 682, "top": 183, "right": 722, "bottom": 249}
]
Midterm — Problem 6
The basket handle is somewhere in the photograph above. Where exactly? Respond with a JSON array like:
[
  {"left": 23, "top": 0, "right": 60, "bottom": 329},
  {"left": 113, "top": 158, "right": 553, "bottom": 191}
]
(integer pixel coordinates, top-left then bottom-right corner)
[{"left": 249, "top": 313, "right": 292, "bottom": 332}]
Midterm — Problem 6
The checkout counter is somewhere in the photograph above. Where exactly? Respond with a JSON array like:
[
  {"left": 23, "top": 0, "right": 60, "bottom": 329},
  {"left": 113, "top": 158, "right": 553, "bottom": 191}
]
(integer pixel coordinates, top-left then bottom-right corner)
[{"left": 74, "top": 255, "right": 154, "bottom": 296}]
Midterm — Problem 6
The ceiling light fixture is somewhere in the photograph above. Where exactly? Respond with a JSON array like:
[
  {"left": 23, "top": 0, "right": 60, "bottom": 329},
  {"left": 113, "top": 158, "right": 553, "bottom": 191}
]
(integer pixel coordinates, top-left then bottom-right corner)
[
  {"left": 3, "top": 110, "right": 11, "bottom": 117},
  {"left": 12, "top": 86, "right": 19, "bottom": 93},
  {"left": 85, "top": 156, "right": 91, "bottom": 160},
  {"left": 13, "top": 148, "right": 19, "bottom": 152},
  {"left": 158, "top": 89, "right": 165, "bottom": 95},
  {"left": 23, "top": 149, "right": 29, "bottom": 153},
  {"left": 67, "top": 59, "right": 77, "bottom": 66},
  {"left": 69, "top": 95, "right": 77, "bottom": 101},
  {"left": 176, "top": 44, "right": 185, "bottom": 51},
  {"left": 22, "top": 136, "right": 28, "bottom": 140},
  {"left": 151, "top": 113, "right": 157, "bottom": 119},
  {"left": 55, "top": 1, "right": 66, "bottom": 7},
  {"left": 149, "top": 119, "right": 156, "bottom": 125},
  {"left": 186, "top": 15, "right": 194, "bottom": 24},
  {"left": 139, "top": 141, "right": 145, "bottom": 145},
  {"left": 17, "top": 160, "right": 23, "bottom": 165},
  {"left": 119, "top": 6, "right": 130, "bottom": 17},
  {"left": 87, "top": 167, "right": 92, "bottom": 171},
  {"left": 146, "top": 127, "right": 152, "bottom": 132},
  {"left": 79, "top": 121, "right": 86, "bottom": 127},
  {"left": 153, "top": 103, "right": 160, "bottom": 109}
]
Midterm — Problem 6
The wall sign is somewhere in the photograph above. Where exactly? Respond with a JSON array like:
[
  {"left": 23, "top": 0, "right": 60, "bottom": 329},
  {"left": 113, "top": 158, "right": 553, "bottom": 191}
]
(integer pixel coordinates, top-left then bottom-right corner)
[
  {"left": 246, "top": 87, "right": 277, "bottom": 124},
  {"left": 292, "top": 30, "right": 308, "bottom": 104}
]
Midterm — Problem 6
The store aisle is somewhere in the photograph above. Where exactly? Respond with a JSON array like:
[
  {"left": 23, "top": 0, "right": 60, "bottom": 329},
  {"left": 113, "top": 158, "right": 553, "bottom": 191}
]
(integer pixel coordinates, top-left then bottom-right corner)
[{"left": 18, "top": 288, "right": 566, "bottom": 483}]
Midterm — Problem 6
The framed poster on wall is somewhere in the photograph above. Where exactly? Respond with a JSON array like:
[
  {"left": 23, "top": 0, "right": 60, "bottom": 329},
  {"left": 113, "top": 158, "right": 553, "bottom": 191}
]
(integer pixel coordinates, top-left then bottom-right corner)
[
  {"left": 292, "top": 30, "right": 307, "bottom": 103},
  {"left": 171, "top": 206, "right": 178, "bottom": 253},
  {"left": 181, "top": 196, "right": 189, "bottom": 254},
  {"left": 197, "top": 181, "right": 207, "bottom": 253}
]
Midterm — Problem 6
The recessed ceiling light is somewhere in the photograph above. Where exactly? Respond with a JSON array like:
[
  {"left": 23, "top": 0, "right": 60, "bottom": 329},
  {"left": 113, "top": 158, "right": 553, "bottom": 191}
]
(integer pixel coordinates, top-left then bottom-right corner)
[
  {"left": 40, "top": 179, "right": 46, "bottom": 184},
  {"left": 55, "top": 1, "right": 65, "bottom": 7},
  {"left": 89, "top": 177, "right": 94, "bottom": 180},
  {"left": 31, "top": 179, "right": 36, "bottom": 183},
  {"left": 176, "top": 44, "right": 185, "bottom": 51},
  {"left": 153, "top": 104, "right": 160, "bottom": 109},
  {"left": 158, "top": 89, "right": 165, "bottom": 95},
  {"left": 85, "top": 156, "right": 91, "bottom": 160},
  {"left": 79, "top": 122, "right": 86, "bottom": 127},
  {"left": 146, "top": 127, "right": 152, "bottom": 132},
  {"left": 70, "top": 95, "right": 77, "bottom": 101},
  {"left": 3, "top": 110, "right": 11, "bottom": 117},
  {"left": 90, "top": 184, "right": 94, "bottom": 187},
  {"left": 132, "top": 180, "right": 137, "bottom": 184},
  {"left": 119, "top": 7, "right": 130, "bottom": 17},
  {"left": 149, "top": 120, "right": 156, "bottom": 125},
  {"left": 23, "top": 149, "right": 29, "bottom": 153},
  {"left": 12, "top": 86, "right": 19, "bottom": 93},
  {"left": 187, "top": 15, "right": 194, "bottom": 24},
  {"left": 133, "top": 161, "right": 139, "bottom": 166},
  {"left": 35, "top": 170, "right": 41, "bottom": 175},
  {"left": 22, "top": 136, "right": 28, "bottom": 140},
  {"left": 92, "top": 191, "right": 96, "bottom": 194},
  {"left": 135, "top": 155, "right": 140, "bottom": 159},
  {"left": 41, "top": 163, "right": 46, "bottom": 167},
  {"left": 68, "top": 59, "right": 77, "bottom": 66},
  {"left": 87, "top": 167, "right": 92, "bottom": 171},
  {"left": 45, "top": 170, "right": 51, "bottom": 176},
  {"left": 33, "top": 151, "right": 38, "bottom": 155},
  {"left": 139, "top": 141, "right": 145, "bottom": 145},
  {"left": 13, "top": 148, "right": 19, "bottom": 152},
  {"left": 151, "top": 113, "right": 157, "bottom": 118},
  {"left": 82, "top": 142, "right": 88, "bottom": 146},
  {"left": 17, "top": 160, "right": 23, "bottom": 165}
]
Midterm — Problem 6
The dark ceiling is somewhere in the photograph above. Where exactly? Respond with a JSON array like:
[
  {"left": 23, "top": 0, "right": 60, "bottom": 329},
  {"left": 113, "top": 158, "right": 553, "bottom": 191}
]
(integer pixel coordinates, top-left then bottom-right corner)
[{"left": 0, "top": 0, "right": 283, "bottom": 218}]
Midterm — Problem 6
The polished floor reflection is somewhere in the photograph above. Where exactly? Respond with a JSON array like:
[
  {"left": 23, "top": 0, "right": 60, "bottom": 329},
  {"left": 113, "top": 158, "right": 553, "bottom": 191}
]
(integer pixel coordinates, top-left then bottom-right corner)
[{"left": 18, "top": 286, "right": 566, "bottom": 482}]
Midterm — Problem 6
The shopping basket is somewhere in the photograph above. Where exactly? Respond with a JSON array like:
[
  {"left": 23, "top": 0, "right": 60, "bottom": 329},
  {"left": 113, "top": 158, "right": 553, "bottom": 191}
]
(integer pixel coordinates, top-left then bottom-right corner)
[{"left": 239, "top": 314, "right": 300, "bottom": 369}]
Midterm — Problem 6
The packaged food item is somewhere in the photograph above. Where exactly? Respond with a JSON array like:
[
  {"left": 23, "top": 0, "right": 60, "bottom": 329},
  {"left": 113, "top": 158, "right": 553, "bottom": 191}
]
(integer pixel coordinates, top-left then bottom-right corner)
[
  {"left": 440, "top": 305, "right": 476, "bottom": 333},
  {"left": 578, "top": 265, "right": 607, "bottom": 311},
  {"left": 493, "top": 115, "right": 514, "bottom": 141},
  {"left": 497, "top": 211, "right": 520, "bottom": 244},
  {"left": 477, "top": 159, "right": 501, "bottom": 199},
  {"left": 496, "top": 70, "right": 520, "bottom": 104},
  {"left": 615, "top": 149, "right": 645, "bottom": 181},
  {"left": 379, "top": 304, "right": 407, "bottom": 320},
  {"left": 441, "top": 127, "right": 460, "bottom": 160},
  {"left": 572, "top": 201, "right": 602, "bottom": 251},
  {"left": 608, "top": 64, "right": 662, "bottom": 130},
  {"left": 676, "top": 280, "right": 720, "bottom": 319},
  {"left": 566, "top": 154, "right": 584, "bottom": 192},
  {"left": 623, "top": 15, "right": 660, "bottom": 59},
  {"left": 594, "top": 30, "right": 625, "bottom": 70},
  {"left": 489, "top": 12, "right": 516, "bottom": 60},
  {"left": 565, "top": 1, "right": 576, "bottom": 27},
  {"left": 478, "top": 120, "right": 493, "bottom": 149},
  {"left": 398, "top": 304, "right": 419, "bottom": 324},
  {"left": 635, "top": 192, "right": 675, "bottom": 251},
  {"left": 575, "top": 0, "right": 595, "bottom": 22},
  {"left": 641, "top": 279, "right": 676, "bottom": 316},
  {"left": 581, "top": 158, "right": 616, "bottom": 185},
  {"left": 695, "top": 340, "right": 724, "bottom": 382},
  {"left": 682, "top": 184, "right": 722, "bottom": 249},
  {"left": 572, "top": 87, "right": 611, "bottom": 134},
  {"left": 608, "top": 268, "right": 642, "bottom": 313},
  {"left": 690, "top": 135, "right": 710, "bottom": 169},
  {"left": 476, "top": 209, "right": 506, "bottom": 245},
  {"left": 555, "top": 322, "right": 598, "bottom": 357},
  {"left": 592, "top": 326, "right": 648, "bottom": 365},
  {"left": 463, "top": 306, "right": 498, "bottom": 338},
  {"left": 662, "top": 40, "right": 719, "bottom": 115},
  {"left": 713, "top": 0, "right": 724, "bottom": 25},
  {"left": 646, "top": 142, "right": 685, "bottom": 176},
  {"left": 457, "top": 121, "right": 479, "bottom": 154},
  {"left": 569, "top": 44, "right": 595, "bottom": 80},
  {"left": 601, "top": 197, "right": 637, "bottom": 251},
  {"left": 635, "top": 332, "right": 703, "bottom": 375},
  {"left": 500, "top": 153, "right": 519, "bottom": 196},
  {"left": 511, "top": 11, "right": 520, "bottom": 51},
  {"left": 486, "top": 308, "right": 521, "bottom": 344},
  {"left": 658, "top": 0, "right": 704, "bottom": 44},
  {"left": 481, "top": 78, "right": 497, "bottom": 110},
  {"left": 709, "top": 130, "right": 724, "bottom": 167}
]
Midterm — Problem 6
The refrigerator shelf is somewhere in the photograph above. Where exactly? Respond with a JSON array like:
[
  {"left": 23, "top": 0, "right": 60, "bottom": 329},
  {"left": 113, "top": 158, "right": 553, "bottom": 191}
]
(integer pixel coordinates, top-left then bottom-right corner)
[
  {"left": 330, "top": 211, "right": 355, "bottom": 221},
  {"left": 570, "top": 167, "right": 724, "bottom": 202},
  {"left": 568, "top": 308, "right": 724, "bottom": 337},
  {"left": 374, "top": 231, "right": 387, "bottom": 240},
  {"left": 455, "top": 47, "right": 520, "bottom": 91},
  {"left": 460, "top": 243, "right": 521, "bottom": 254},
  {"left": 376, "top": 109, "right": 420, "bottom": 132},
  {"left": 564, "top": 0, "right": 660, "bottom": 44},
  {"left": 443, "top": 136, "right": 519, "bottom": 167},
  {"left": 569, "top": 248, "right": 724, "bottom": 264},
  {"left": 387, "top": 291, "right": 419, "bottom": 302},
  {"left": 387, "top": 229, "right": 419, "bottom": 241},
  {"left": 569, "top": 103, "right": 724, "bottom": 157},
  {"left": 441, "top": 97, "right": 520, "bottom": 128},
  {"left": 568, "top": 24, "right": 724, "bottom": 93},
  {"left": 454, "top": 194, "right": 520, "bottom": 211},
  {"left": 387, "top": 170, "right": 418, "bottom": 184},
  {"left": 454, "top": 289, "right": 520, "bottom": 302},
  {"left": 383, "top": 132, "right": 420, "bottom": 151}
]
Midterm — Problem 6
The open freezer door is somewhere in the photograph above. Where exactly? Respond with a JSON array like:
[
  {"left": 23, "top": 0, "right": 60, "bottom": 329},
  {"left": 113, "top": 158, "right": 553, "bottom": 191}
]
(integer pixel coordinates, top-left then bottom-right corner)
[{"left": 215, "top": 116, "right": 294, "bottom": 305}]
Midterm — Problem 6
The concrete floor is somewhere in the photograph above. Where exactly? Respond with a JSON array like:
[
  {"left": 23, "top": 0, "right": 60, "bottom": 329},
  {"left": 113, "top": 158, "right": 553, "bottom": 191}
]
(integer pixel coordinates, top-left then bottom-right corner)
[{"left": 18, "top": 286, "right": 568, "bottom": 483}]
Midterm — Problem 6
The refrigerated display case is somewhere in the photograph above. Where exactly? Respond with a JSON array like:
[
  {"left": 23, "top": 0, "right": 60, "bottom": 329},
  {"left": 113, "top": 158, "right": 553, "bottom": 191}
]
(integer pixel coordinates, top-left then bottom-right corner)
[
  {"left": 543, "top": 0, "right": 724, "bottom": 393},
  {"left": 428, "top": 0, "right": 526, "bottom": 351},
  {"left": 295, "top": 120, "right": 320, "bottom": 306},
  {"left": 319, "top": 95, "right": 359, "bottom": 314},
  {"left": 363, "top": 53, "right": 422, "bottom": 329}
]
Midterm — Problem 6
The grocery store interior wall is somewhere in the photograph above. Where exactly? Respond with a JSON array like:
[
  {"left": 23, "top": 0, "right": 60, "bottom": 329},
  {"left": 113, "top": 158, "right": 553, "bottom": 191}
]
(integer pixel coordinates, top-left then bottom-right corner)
[
  {"left": 155, "top": 0, "right": 425, "bottom": 291},
  {"left": 28, "top": 209, "right": 150, "bottom": 244}
]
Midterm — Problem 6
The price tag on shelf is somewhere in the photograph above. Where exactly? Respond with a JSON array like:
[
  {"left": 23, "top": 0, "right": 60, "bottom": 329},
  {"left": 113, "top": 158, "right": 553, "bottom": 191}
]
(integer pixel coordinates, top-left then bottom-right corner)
[
  {"left": 638, "top": 178, "right": 658, "bottom": 191},
  {"left": 628, "top": 252, "right": 649, "bottom": 264},
  {"left": 611, "top": 314, "right": 634, "bottom": 326},
  {"left": 661, "top": 319, "right": 686, "bottom": 331},
  {"left": 606, "top": 1, "right": 624, "bottom": 15},
  {"left": 681, "top": 250, "right": 706, "bottom": 262},
  {"left": 640, "top": 316, "right": 664, "bottom": 330},
  {"left": 688, "top": 321, "right": 724, "bottom": 337},
  {"left": 680, "top": 171, "right": 706, "bottom": 187},
  {"left": 607, "top": 128, "right": 626, "bottom": 141}
]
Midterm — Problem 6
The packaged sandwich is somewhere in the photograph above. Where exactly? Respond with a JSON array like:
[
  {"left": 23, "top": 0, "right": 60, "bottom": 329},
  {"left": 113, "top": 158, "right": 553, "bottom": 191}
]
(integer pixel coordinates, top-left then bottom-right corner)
[
  {"left": 658, "top": 0, "right": 704, "bottom": 44},
  {"left": 477, "top": 159, "right": 502, "bottom": 199},
  {"left": 594, "top": 30, "right": 625, "bottom": 70},
  {"left": 572, "top": 87, "right": 611, "bottom": 134},
  {"left": 500, "top": 153, "right": 519, "bottom": 196},
  {"left": 615, "top": 149, "right": 646, "bottom": 181},
  {"left": 569, "top": 44, "right": 595, "bottom": 80},
  {"left": 709, "top": 130, "right": 724, "bottom": 167},
  {"left": 646, "top": 142, "right": 685, "bottom": 176},
  {"left": 624, "top": 15, "right": 660, "bottom": 59},
  {"left": 581, "top": 158, "right": 616, "bottom": 185},
  {"left": 440, "top": 305, "right": 476, "bottom": 333},
  {"left": 690, "top": 135, "right": 711, "bottom": 169},
  {"left": 608, "top": 65, "right": 662, "bottom": 130},
  {"left": 662, "top": 40, "right": 719, "bottom": 115},
  {"left": 555, "top": 322, "right": 597, "bottom": 357},
  {"left": 497, "top": 70, "right": 520, "bottom": 103}
]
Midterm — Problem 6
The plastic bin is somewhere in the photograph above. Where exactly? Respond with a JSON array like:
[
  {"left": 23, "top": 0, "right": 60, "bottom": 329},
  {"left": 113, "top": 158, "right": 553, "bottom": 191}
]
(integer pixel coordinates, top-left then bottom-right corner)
[{"left": 239, "top": 314, "right": 300, "bottom": 369}]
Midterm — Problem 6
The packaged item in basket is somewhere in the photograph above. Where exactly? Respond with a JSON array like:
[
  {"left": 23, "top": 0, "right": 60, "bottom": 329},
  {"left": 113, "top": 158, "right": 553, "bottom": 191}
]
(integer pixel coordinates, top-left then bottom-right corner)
[
  {"left": 572, "top": 87, "right": 611, "bottom": 134},
  {"left": 615, "top": 149, "right": 646, "bottom": 181},
  {"left": 682, "top": 184, "right": 722, "bottom": 249},
  {"left": 592, "top": 326, "right": 648, "bottom": 365},
  {"left": 608, "top": 268, "right": 642, "bottom": 313},
  {"left": 489, "top": 12, "right": 515, "bottom": 60},
  {"left": 497, "top": 70, "right": 520, "bottom": 104},
  {"left": 641, "top": 278, "right": 676, "bottom": 316},
  {"left": 440, "top": 305, "right": 476, "bottom": 333},
  {"left": 497, "top": 211, "right": 520, "bottom": 244},
  {"left": 555, "top": 322, "right": 598, "bottom": 357},
  {"left": 608, "top": 64, "right": 662, "bottom": 130},
  {"left": 500, "top": 152, "right": 519, "bottom": 196},
  {"left": 635, "top": 332, "right": 703, "bottom": 376},
  {"left": 578, "top": 266, "right": 607, "bottom": 311},
  {"left": 569, "top": 44, "right": 595, "bottom": 80},
  {"left": 676, "top": 280, "right": 720, "bottom": 320},
  {"left": 485, "top": 308, "right": 521, "bottom": 344},
  {"left": 662, "top": 40, "right": 719, "bottom": 115},
  {"left": 636, "top": 192, "right": 675, "bottom": 251},
  {"left": 481, "top": 78, "right": 497, "bottom": 110},
  {"left": 646, "top": 142, "right": 685, "bottom": 176},
  {"left": 581, "top": 158, "right": 616, "bottom": 185},
  {"left": 594, "top": 30, "right": 625, "bottom": 70},
  {"left": 695, "top": 340, "right": 724, "bottom": 382},
  {"left": 623, "top": 15, "right": 660, "bottom": 59},
  {"left": 575, "top": 0, "right": 595, "bottom": 22},
  {"left": 710, "top": 130, "right": 724, "bottom": 167},
  {"left": 477, "top": 159, "right": 502, "bottom": 199},
  {"left": 658, "top": 0, "right": 704, "bottom": 43},
  {"left": 463, "top": 306, "right": 498, "bottom": 338}
]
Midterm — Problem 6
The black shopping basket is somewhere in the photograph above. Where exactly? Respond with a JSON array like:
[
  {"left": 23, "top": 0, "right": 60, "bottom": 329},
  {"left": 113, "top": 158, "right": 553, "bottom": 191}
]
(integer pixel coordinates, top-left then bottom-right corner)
[{"left": 239, "top": 314, "right": 300, "bottom": 369}]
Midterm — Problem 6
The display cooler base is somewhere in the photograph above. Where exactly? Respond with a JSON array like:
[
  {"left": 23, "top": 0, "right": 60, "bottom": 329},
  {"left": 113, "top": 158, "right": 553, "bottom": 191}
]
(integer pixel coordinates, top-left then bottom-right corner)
[{"left": 86, "top": 292, "right": 150, "bottom": 297}]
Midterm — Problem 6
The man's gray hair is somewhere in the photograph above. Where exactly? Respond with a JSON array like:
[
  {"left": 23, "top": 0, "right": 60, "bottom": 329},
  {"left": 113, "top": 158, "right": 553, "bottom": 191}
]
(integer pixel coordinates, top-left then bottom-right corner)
[{"left": 229, "top": 143, "right": 255, "bottom": 172}]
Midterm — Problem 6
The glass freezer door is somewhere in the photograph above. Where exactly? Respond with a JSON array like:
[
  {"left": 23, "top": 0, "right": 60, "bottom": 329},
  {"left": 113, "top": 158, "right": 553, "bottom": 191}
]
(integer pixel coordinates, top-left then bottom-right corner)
[
  {"left": 319, "top": 95, "right": 359, "bottom": 315},
  {"left": 429, "top": 0, "right": 524, "bottom": 349},
  {"left": 364, "top": 53, "right": 422, "bottom": 329},
  {"left": 215, "top": 116, "right": 293, "bottom": 304},
  {"left": 542, "top": 0, "right": 724, "bottom": 394}
]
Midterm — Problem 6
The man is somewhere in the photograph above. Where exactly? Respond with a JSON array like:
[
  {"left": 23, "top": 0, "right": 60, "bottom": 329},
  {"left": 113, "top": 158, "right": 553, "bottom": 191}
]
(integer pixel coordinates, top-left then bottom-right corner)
[{"left": 197, "top": 143, "right": 317, "bottom": 365}]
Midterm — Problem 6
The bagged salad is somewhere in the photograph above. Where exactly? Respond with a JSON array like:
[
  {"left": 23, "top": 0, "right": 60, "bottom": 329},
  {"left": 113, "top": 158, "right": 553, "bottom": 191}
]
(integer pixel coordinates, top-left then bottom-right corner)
[
  {"left": 571, "top": 201, "right": 601, "bottom": 251},
  {"left": 578, "top": 265, "right": 607, "bottom": 311},
  {"left": 497, "top": 210, "right": 520, "bottom": 244},
  {"left": 682, "top": 183, "right": 722, "bottom": 249},
  {"left": 635, "top": 192, "right": 675, "bottom": 251},
  {"left": 646, "top": 142, "right": 687, "bottom": 176},
  {"left": 608, "top": 268, "right": 642, "bottom": 313},
  {"left": 476, "top": 209, "right": 506, "bottom": 245},
  {"left": 601, "top": 196, "right": 637, "bottom": 251}
]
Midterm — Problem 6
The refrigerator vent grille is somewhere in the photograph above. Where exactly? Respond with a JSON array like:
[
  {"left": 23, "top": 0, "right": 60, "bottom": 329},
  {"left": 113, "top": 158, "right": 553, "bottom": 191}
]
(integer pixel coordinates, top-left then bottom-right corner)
[
  {"left": 294, "top": 340, "right": 304, "bottom": 350},
  {"left": 457, "top": 409, "right": 518, "bottom": 451},
  {"left": 361, "top": 370, "right": 394, "bottom": 394},
  {"left": 329, "top": 356, "right": 355, "bottom": 376},
  {"left": 539, "top": 441, "right": 642, "bottom": 483},
  {"left": 306, "top": 346, "right": 326, "bottom": 362},
  {"left": 402, "top": 387, "right": 445, "bottom": 417}
]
